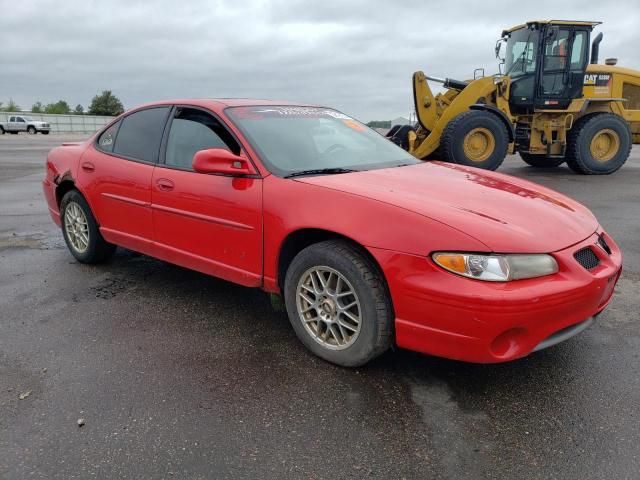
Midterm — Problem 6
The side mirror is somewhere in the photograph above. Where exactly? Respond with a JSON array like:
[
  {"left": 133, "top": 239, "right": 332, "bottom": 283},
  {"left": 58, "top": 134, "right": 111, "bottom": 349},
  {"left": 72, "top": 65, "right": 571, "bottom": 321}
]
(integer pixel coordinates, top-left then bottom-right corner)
[
  {"left": 192, "top": 148, "right": 257, "bottom": 176},
  {"left": 495, "top": 38, "right": 505, "bottom": 61}
]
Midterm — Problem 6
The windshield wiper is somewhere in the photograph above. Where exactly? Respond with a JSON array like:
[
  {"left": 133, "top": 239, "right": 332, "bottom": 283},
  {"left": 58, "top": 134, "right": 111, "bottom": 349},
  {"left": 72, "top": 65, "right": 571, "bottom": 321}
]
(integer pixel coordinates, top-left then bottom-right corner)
[{"left": 284, "top": 168, "right": 358, "bottom": 178}]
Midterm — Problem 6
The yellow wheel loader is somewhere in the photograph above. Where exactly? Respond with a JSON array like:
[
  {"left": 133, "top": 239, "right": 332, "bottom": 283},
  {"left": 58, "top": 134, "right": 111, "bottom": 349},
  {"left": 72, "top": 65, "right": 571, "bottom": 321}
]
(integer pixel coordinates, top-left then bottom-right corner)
[{"left": 387, "top": 20, "right": 640, "bottom": 174}]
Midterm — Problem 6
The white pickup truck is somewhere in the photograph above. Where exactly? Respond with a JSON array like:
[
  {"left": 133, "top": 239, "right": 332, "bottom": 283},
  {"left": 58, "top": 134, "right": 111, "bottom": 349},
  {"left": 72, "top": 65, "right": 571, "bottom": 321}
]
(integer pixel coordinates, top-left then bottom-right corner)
[{"left": 0, "top": 115, "right": 50, "bottom": 135}]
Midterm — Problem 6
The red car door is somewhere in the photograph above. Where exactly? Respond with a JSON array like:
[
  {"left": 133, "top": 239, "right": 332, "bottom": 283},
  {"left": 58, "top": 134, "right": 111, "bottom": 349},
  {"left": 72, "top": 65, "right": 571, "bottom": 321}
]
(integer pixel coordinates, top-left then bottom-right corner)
[
  {"left": 78, "top": 107, "right": 171, "bottom": 254},
  {"left": 150, "top": 106, "right": 263, "bottom": 286}
]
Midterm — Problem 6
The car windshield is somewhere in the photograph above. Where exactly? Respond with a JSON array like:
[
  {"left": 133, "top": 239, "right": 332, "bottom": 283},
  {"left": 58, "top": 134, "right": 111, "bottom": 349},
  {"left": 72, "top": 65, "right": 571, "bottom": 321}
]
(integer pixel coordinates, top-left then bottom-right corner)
[
  {"left": 505, "top": 27, "right": 539, "bottom": 77},
  {"left": 225, "top": 106, "right": 419, "bottom": 177}
]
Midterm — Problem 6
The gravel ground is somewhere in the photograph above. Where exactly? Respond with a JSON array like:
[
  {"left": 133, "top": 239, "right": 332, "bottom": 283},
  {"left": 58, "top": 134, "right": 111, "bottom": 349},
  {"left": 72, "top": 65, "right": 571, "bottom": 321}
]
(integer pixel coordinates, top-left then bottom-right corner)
[{"left": 1, "top": 133, "right": 639, "bottom": 479}]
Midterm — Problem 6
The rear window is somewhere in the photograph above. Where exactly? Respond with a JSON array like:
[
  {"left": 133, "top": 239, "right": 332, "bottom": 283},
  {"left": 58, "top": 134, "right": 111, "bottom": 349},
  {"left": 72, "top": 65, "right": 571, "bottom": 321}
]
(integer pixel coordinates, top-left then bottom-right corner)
[{"left": 112, "top": 107, "right": 170, "bottom": 163}]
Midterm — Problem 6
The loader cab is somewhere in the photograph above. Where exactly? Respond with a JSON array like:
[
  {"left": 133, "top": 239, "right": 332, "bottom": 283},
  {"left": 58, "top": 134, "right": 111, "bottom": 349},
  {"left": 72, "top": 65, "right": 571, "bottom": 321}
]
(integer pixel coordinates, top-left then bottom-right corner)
[{"left": 500, "top": 21, "right": 597, "bottom": 114}]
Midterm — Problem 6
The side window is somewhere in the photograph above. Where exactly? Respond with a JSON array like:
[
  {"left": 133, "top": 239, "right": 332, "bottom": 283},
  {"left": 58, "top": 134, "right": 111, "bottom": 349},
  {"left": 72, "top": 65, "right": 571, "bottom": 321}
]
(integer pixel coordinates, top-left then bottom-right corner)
[
  {"left": 17, "top": 117, "right": 25, "bottom": 123},
  {"left": 96, "top": 120, "right": 121, "bottom": 153},
  {"left": 112, "top": 107, "right": 169, "bottom": 163},
  {"left": 543, "top": 29, "right": 570, "bottom": 71},
  {"left": 570, "top": 31, "right": 587, "bottom": 70},
  {"left": 165, "top": 107, "right": 240, "bottom": 170},
  {"left": 9, "top": 116, "right": 15, "bottom": 122}
]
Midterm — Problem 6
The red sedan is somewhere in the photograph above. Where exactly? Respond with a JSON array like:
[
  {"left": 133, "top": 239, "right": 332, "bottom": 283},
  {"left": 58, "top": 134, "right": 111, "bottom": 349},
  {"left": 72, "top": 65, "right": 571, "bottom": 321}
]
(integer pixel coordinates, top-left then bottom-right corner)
[{"left": 43, "top": 99, "right": 622, "bottom": 367}]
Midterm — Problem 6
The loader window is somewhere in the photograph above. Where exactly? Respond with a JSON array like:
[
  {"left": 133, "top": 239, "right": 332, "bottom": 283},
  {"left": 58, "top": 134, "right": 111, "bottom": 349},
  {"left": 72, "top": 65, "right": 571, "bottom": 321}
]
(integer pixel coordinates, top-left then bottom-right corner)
[
  {"left": 543, "top": 29, "right": 570, "bottom": 71},
  {"left": 570, "top": 31, "right": 588, "bottom": 69},
  {"left": 505, "top": 28, "right": 539, "bottom": 77}
]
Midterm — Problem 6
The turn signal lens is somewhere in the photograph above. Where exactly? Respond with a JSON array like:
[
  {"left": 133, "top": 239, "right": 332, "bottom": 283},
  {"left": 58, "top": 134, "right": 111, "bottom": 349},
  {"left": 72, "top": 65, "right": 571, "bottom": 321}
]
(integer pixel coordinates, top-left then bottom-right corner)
[
  {"left": 432, "top": 252, "right": 558, "bottom": 282},
  {"left": 432, "top": 254, "right": 467, "bottom": 274}
]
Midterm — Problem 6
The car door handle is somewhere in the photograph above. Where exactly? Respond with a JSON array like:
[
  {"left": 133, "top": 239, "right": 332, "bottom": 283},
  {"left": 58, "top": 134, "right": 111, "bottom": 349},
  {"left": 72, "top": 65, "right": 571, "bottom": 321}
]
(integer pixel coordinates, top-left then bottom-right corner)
[
  {"left": 81, "top": 162, "right": 95, "bottom": 172},
  {"left": 156, "top": 178, "right": 174, "bottom": 191}
]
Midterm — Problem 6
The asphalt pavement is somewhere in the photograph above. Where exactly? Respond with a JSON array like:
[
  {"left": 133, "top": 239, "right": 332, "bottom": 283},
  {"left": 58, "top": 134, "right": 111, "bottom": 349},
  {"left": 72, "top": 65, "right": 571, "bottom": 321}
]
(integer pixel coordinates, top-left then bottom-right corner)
[{"left": 1, "top": 134, "right": 639, "bottom": 479}]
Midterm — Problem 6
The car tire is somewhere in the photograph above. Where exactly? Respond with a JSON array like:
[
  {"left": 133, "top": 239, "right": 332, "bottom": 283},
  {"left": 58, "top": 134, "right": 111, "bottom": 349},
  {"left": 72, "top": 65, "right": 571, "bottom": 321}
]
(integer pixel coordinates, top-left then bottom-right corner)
[
  {"left": 0, "top": 126, "right": 5, "bottom": 134},
  {"left": 284, "top": 240, "right": 393, "bottom": 367},
  {"left": 566, "top": 113, "right": 632, "bottom": 175},
  {"left": 440, "top": 110, "right": 509, "bottom": 170},
  {"left": 519, "top": 152, "right": 565, "bottom": 168},
  {"left": 60, "top": 190, "right": 116, "bottom": 264},
  {"left": 27, "top": 126, "right": 37, "bottom": 134}
]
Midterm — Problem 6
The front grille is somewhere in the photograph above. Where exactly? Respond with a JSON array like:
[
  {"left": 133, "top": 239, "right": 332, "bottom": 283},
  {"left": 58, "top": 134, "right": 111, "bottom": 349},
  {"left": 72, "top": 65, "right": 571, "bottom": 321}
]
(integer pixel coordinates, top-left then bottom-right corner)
[{"left": 574, "top": 247, "right": 600, "bottom": 270}]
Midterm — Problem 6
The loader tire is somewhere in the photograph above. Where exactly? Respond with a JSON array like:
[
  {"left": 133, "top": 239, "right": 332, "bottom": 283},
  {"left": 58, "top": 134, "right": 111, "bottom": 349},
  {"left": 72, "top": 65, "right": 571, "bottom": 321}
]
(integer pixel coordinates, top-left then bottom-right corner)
[
  {"left": 565, "top": 113, "right": 632, "bottom": 175},
  {"left": 519, "top": 152, "right": 565, "bottom": 168},
  {"left": 441, "top": 110, "right": 508, "bottom": 170}
]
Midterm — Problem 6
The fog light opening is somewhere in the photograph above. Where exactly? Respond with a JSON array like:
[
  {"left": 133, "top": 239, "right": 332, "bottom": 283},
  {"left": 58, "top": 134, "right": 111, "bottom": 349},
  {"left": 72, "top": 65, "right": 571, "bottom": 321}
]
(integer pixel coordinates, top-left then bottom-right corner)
[{"left": 490, "top": 328, "right": 529, "bottom": 359}]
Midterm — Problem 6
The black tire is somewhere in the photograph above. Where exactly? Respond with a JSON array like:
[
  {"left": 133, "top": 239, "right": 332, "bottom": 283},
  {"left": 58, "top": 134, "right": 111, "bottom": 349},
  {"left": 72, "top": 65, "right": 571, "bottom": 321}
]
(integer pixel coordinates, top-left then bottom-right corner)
[
  {"left": 27, "top": 126, "right": 37, "bottom": 134},
  {"left": 0, "top": 126, "right": 5, "bottom": 134},
  {"left": 440, "top": 110, "right": 509, "bottom": 170},
  {"left": 60, "top": 190, "right": 116, "bottom": 263},
  {"left": 519, "top": 152, "right": 565, "bottom": 168},
  {"left": 387, "top": 124, "right": 416, "bottom": 151},
  {"left": 284, "top": 240, "right": 393, "bottom": 367},
  {"left": 565, "top": 113, "right": 632, "bottom": 175}
]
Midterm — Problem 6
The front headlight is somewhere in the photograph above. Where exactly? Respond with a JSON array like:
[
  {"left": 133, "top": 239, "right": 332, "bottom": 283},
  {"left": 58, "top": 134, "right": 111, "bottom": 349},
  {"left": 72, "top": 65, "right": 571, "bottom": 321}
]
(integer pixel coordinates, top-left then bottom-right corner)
[{"left": 432, "top": 252, "right": 558, "bottom": 282}]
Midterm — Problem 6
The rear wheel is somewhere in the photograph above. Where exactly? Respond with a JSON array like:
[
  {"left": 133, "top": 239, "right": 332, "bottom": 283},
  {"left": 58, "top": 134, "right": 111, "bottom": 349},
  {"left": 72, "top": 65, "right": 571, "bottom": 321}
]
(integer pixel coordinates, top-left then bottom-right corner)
[
  {"left": 60, "top": 190, "right": 116, "bottom": 263},
  {"left": 0, "top": 126, "right": 5, "bottom": 134},
  {"left": 566, "top": 113, "right": 632, "bottom": 174},
  {"left": 519, "top": 152, "right": 565, "bottom": 168},
  {"left": 27, "top": 126, "right": 37, "bottom": 134},
  {"left": 284, "top": 240, "right": 393, "bottom": 367},
  {"left": 440, "top": 110, "right": 509, "bottom": 170}
]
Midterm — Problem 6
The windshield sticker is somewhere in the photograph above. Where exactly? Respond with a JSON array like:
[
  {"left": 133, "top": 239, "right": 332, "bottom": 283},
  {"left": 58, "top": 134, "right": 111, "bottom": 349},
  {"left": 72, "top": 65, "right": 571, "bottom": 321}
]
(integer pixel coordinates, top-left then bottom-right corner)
[
  {"left": 343, "top": 119, "right": 366, "bottom": 132},
  {"left": 232, "top": 106, "right": 352, "bottom": 120}
]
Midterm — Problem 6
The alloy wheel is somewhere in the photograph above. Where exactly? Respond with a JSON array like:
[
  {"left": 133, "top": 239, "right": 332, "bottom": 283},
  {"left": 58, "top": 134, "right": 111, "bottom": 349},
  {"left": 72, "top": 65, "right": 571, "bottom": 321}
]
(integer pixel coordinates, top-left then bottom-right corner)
[
  {"left": 296, "top": 266, "right": 362, "bottom": 350},
  {"left": 64, "top": 201, "right": 90, "bottom": 253}
]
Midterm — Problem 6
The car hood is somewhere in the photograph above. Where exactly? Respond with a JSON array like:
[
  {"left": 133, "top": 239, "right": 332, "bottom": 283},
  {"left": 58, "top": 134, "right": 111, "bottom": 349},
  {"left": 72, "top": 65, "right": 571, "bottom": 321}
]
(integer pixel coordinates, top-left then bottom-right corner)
[{"left": 295, "top": 162, "right": 598, "bottom": 253}]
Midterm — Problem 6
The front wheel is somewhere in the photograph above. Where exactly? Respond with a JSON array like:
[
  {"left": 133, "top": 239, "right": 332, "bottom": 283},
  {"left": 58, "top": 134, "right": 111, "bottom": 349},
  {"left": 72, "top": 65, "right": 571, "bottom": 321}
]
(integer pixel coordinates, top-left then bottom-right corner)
[
  {"left": 60, "top": 190, "right": 116, "bottom": 263},
  {"left": 27, "top": 126, "right": 37, "bottom": 134},
  {"left": 440, "top": 110, "right": 509, "bottom": 170},
  {"left": 284, "top": 240, "right": 393, "bottom": 367},
  {"left": 519, "top": 152, "right": 565, "bottom": 168}
]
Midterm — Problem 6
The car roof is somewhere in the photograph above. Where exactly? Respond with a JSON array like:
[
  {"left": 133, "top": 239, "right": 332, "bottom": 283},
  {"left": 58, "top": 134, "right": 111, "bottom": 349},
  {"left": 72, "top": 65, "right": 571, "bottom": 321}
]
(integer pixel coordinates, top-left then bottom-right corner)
[{"left": 130, "top": 98, "right": 320, "bottom": 112}]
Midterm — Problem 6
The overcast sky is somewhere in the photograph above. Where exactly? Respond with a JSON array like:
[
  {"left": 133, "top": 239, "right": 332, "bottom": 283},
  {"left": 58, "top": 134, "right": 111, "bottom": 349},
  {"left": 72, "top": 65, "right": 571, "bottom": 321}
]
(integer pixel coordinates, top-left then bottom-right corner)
[{"left": 1, "top": 0, "right": 638, "bottom": 121}]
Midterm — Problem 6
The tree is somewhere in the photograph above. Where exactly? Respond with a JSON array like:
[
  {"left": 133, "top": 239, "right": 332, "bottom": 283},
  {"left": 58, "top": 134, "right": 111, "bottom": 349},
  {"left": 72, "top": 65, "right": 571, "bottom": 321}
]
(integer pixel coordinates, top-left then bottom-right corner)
[
  {"left": 4, "top": 98, "right": 20, "bottom": 112},
  {"left": 88, "top": 91, "right": 124, "bottom": 116},
  {"left": 74, "top": 104, "right": 84, "bottom": 114},
  {"left": 44, "top": 100, "right": 71, "bottom": 114},
  {"left": 32, "top": 102, "right": 43, "bottom": 113}
]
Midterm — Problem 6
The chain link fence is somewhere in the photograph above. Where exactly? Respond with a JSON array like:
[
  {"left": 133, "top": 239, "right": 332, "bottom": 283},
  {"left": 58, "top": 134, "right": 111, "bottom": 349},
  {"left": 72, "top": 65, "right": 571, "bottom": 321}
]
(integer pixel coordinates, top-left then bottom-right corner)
[{"left": 0, "top": 112, "right": 114, "bottom": 133}]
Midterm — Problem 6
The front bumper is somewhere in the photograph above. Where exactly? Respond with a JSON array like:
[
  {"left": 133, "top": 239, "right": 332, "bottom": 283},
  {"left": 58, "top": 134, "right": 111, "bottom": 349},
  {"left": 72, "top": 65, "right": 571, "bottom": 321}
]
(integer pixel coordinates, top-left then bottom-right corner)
[{"left": 370, "top": 230, "right": 622, "bottom": 363}]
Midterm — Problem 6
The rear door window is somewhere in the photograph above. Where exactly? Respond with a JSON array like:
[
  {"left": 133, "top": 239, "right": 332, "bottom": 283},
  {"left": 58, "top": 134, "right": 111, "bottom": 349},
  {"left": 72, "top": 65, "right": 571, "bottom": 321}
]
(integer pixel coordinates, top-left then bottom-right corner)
[{"left": 112, "top": 107, "right": 170, "bottom": 163}]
